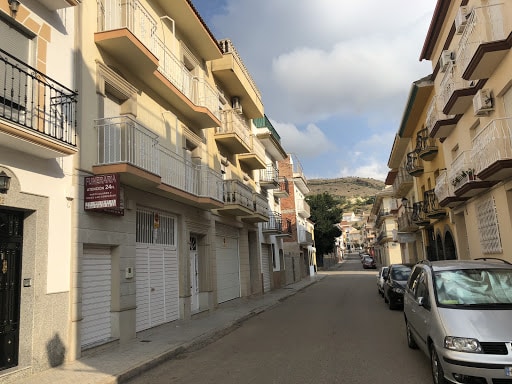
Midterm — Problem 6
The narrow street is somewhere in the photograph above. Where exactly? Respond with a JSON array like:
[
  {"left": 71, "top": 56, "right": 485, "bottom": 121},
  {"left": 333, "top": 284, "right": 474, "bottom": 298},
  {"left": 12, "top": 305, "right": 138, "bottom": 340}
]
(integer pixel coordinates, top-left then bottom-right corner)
[{"left": 126, "top": 253, "right": 432, "bottom": 384}]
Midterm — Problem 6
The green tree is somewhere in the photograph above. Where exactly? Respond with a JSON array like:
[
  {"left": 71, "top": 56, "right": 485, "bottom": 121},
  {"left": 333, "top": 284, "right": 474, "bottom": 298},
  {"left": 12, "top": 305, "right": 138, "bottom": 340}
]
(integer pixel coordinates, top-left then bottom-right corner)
[{"left": 306, "top": 192, "right": 343, "bottom": 266}]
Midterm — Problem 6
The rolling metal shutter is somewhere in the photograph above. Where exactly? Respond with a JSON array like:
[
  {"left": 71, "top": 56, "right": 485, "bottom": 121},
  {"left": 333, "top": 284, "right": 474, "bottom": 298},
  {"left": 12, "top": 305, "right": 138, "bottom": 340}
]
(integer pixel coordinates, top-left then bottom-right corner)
[
  {"left": 261, "top": 244, "right": 271, "bottom": 293},
  {"left": 81, "top": 247, "right": 112, "bottom": 348}
]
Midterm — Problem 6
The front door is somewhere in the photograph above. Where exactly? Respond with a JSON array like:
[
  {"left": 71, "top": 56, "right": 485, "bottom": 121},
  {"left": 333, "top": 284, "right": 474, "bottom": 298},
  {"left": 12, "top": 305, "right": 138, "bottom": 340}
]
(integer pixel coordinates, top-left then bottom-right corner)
[
  {"left": 190, "top": 236, "right": 199, "bottom": 312},
  {"left": 0, "top": 210, "right": 23, "bottom": 370}
]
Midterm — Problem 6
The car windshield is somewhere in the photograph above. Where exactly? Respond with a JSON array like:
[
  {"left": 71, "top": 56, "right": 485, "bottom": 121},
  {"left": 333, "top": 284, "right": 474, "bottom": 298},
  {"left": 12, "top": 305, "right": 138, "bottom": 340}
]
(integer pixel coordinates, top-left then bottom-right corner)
[
  {"left": 391, "top": 266, "right": 411, "bottom": 281},
  {"left": 434, "top": 268, "right": 512, "bottom": 306}
]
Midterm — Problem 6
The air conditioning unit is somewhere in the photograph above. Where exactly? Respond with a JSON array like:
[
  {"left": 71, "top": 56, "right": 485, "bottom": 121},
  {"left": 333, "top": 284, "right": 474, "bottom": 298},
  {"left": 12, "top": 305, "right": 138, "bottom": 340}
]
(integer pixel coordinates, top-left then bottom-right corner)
[
  {"left": 473, "top": 89, "right": 494, "bottom": 116},
  {"left": 455, "top": 6, "right": 469, "bottom": 34},
  {"left": 439, "top": 50, "right": 454, "bottom": 73},
  {"left": 231, "top": 96, "right": 243, "bottom": 114}
]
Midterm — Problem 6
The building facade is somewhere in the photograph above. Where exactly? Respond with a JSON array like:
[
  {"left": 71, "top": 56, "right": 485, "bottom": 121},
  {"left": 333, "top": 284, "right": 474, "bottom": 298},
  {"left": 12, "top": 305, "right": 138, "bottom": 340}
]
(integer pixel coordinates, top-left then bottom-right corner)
[{"left": 0, "top": 0, "right": 79, "bottom": 380}]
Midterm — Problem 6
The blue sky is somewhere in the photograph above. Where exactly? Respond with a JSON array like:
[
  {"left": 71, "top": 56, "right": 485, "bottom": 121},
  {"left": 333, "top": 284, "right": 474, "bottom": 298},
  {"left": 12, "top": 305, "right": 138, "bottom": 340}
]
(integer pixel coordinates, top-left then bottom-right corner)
[{"left": 191, "top": 0, "right": 437, "bottom": 181}]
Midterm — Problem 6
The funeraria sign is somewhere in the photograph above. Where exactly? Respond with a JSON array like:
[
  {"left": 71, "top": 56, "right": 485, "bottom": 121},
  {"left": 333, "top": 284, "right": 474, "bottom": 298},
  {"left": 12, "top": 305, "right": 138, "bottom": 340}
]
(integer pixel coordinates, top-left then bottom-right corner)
[{"left": 84, "top": 173, "right": 124, "bottom": 215}]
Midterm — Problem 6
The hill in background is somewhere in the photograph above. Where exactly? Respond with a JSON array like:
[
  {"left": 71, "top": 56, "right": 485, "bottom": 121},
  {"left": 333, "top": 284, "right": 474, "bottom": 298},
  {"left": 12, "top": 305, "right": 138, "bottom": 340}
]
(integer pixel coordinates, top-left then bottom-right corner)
[{"left": 307, "top": 177, "right": 385, "bottom": 214}]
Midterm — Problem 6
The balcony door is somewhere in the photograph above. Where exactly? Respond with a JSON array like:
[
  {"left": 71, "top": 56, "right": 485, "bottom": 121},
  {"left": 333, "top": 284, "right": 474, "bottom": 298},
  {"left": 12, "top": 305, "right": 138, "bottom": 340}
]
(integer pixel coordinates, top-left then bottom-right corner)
[{"left": 0, "top": 19, "right": 34, "bottom": 122}]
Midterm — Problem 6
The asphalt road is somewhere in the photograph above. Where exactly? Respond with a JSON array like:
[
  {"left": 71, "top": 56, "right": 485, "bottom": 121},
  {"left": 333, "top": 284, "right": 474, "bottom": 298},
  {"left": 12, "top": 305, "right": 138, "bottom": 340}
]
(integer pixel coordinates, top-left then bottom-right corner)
[{"left": 127, "top": 253, "right": 433, "bottom": 384}]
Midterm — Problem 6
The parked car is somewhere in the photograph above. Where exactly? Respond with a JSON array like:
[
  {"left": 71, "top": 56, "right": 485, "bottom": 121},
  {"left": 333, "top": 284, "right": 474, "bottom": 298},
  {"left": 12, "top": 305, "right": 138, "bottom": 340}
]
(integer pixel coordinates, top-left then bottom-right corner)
[
  {"left": 362, "top": 256, "right": 376, "bottom": 269},
  {"left": 383, "top": 263, "right": 413, "bottom": 309},
  {"left": 376, "top": 266, "right": 389, "bottom": 296},
  {"left": 404, "top": 258, "right": 512, "bottom": 384}
]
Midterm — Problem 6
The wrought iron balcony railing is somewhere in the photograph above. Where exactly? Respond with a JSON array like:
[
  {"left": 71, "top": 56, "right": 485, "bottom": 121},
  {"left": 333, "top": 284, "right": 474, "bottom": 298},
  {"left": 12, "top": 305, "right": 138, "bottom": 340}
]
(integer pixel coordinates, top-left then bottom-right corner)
[
  {"left": 424, "top": 189, "right": 446, "bottom": 219},
  {"left": 0, "top": 48, "right": 77, "bottom": 147}
]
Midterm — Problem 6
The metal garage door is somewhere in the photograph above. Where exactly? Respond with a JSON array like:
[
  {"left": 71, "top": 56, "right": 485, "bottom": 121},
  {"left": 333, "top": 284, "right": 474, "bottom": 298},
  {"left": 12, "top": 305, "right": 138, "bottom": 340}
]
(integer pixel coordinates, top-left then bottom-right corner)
[
  {"left": 136, "top": 245, "right": 179, "bottom": 332},
  {"left": 81, "top": 247, "right": 112, "bottom": 348},
  {"left": 215, "top": 235, "right": 240, "bottom": 303},
  {"left": 261, "top": 244, "right": 271, "bottom": 293}
]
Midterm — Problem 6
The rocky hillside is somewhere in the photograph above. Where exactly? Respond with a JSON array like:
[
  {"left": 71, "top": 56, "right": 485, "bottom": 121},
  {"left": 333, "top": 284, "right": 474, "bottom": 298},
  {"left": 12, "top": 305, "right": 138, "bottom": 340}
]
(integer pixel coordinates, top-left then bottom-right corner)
[{"left": 307, "top": 177, "right": 385, "bottom": 214}]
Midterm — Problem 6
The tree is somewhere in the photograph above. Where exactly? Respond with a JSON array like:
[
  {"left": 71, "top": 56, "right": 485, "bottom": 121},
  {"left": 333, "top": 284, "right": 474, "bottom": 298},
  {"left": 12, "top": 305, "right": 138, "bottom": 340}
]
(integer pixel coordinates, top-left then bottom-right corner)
[{"left": 306, "top": 192, "right": 343, "bottom": 266}]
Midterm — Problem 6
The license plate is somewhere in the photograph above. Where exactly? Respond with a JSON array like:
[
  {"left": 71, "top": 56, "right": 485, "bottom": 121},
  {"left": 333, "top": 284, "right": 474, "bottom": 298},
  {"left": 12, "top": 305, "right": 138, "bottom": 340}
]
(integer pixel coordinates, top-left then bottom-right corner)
[{"left": 505, "top": 367, "right": 512, "bottom": 376}]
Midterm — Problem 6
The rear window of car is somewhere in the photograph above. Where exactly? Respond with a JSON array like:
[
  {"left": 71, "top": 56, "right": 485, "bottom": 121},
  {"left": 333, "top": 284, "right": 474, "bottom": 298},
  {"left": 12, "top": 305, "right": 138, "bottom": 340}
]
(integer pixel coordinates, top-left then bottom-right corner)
[
  {"left": 434, "top": 268, "right": 512, "bottom": 307},
  {"left": 391, "top": 265, "right": 412, "bottom": 281}
]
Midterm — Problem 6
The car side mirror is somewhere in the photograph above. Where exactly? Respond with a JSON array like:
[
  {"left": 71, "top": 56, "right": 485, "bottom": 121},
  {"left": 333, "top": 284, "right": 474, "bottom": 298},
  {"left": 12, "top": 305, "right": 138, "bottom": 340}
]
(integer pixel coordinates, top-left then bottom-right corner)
[{"left": 418, "top": 297, "right": 429, "bottom": 308}]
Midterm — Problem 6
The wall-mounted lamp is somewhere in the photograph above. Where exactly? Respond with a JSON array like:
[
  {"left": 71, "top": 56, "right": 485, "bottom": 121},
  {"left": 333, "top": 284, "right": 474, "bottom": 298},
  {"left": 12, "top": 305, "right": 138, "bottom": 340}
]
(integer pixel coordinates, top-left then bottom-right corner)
[
  {"left": 0, "top": 171, "right": 11, "bottom": 194},
  {"left": 8, "top": 0, "right": 20, "bottom": 16}
]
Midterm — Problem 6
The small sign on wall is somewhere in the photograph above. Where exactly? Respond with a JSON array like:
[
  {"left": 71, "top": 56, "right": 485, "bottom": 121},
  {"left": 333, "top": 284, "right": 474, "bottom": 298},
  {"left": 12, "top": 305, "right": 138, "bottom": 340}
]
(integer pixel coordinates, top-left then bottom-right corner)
[{"left": 84, "top": 173, "right": 124, "bottom": 215}]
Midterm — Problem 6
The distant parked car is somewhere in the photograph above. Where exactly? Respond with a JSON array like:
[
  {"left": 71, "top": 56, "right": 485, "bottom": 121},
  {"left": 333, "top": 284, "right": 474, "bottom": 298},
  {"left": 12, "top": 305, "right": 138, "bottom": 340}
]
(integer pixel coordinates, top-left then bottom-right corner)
[
  {"left": 362, "top": 256, "right": 376, "bottom": 269},
  {"left": 376, "top": 266, "right": 389, "bottom": 296},
  {"left": 383, "top": 263, "right": 413, "bottom": 309},
  {"left": 404, "top": 258, "right": 512, "bottom": 384}
]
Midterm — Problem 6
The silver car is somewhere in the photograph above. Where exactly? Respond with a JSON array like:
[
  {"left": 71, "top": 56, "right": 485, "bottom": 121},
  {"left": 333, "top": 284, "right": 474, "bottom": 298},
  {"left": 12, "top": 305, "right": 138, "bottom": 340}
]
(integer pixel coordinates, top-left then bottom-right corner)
[{"left": 403, "top": 259, "right": 512, "bottom": 384}]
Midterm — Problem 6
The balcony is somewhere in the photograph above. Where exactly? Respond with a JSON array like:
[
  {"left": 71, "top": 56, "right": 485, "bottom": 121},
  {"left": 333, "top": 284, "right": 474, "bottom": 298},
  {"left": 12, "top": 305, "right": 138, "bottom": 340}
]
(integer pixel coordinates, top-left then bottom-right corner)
[
  {"left": 434, "top": 170, "right": 468, "bottom": 208},
  {"left": 473, "top": 117, "right": 512, "bottom": 181},
  {"left": 412, "top": 202, "right": 430, "bottom": 227},
  {"left": 279, "top": 218, "right": 293, "bottom": 237},
  {"left": 0, "top": 48, "right": 77, "bottom": 159},
  {"left": 423, "top": 190, "right": 446, "bottom": 220},
  {"left": 296, "top": 199, "right": 311, "bottom": 219},
  {"left": 237, "top": 135, "right": 266, "bottom": 170},
  {"left": 398, "top": 212, "right": 419, "bottom": 233},
  {"left": 459, "top": 3, "right": 512, "bottom": 81},
  {"left": 274, "top": 177, "right": 290, "bottom": 198},
  {"left": 291, "top": 154, "right": 309, "bottom": 194},
  {"left": 262, "top": 212, "right": 283, "bottom": 234},
  {"left": 426, "top": 95, "right": 460, "bottom": 139},
  {"left": 440, "top": 61, "right": 484, "bottom": 115},
  {"left": 298, "top": 225, "right": 314, "bottom": 245},
  {"left": 216, "top": 109, "right": 251, "bottom": 154},
  {"left": 93, "top": 116, "right": 223, "bottom": 209},
  {"left": 392, "top": 167, "right": 413, "bottom": 198},
  {"left": 449, "top": 150, "right": 494, "bottom": 198},
  {"left": 405, "top": 151, "right": 424, "bottom": 177},
  {"left": 376, "top": 229, "right": 394, "bottom": 244},
  {"left": 212, "top": 40, "right": 264, "bottom": 119},
  {"left": 259, "top": 164, "right": 279, "bottom": 189},
  {"left": 254, "top": 115, "right": 287, "bottom": 161},
  {"left": 241, "top": 192, "right": 269, "bottom": 223},
  {"left": 217, "top": 179, "right": 262, "bottom": 218},
  {"left": 417, "top": 129, "right": 438, "bottom": 161},
  {"left": 95, "top": 0, "right": 220, "bottom": 129}
]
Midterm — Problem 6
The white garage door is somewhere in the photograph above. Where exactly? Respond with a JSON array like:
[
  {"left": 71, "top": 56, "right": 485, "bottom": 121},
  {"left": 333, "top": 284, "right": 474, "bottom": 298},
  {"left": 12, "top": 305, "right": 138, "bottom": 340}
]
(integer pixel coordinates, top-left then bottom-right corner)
[
  {"left": 136, "top": 245, "right": 179, "bottom": 332},
  {"left": 261, "top": 244, "right": 271, "bottom": 293},
  {"left": 215, "top": 236, "right": 240, "bottom": 303},
  {"left": 81, "top": 247, "right": 112, "bottom": 348}
]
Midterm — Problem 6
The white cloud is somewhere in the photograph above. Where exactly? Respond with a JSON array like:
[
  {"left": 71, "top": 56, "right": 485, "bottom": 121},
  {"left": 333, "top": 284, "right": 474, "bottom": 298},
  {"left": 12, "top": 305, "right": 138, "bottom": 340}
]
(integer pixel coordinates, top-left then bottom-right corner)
[
  {"left": 272, "top": 121, "right": 334, "bottom": 159},
  {"left": 338, "top": 160, "right": 389, "bottom": 181}
]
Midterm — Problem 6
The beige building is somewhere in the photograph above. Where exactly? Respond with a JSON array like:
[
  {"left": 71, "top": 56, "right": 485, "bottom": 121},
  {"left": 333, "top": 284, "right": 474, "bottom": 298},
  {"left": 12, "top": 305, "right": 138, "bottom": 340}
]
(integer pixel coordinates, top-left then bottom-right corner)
[
  {"left": 370, "top": 186, "right": 401, "bottom": 266},
  {"left": 386, "top": 75, "right": 456, "bottom": 264},
  {"left": 0, "top": 0, "right": 315, "bottom": 380},
  {"left": 420, "top": 0, "right": 512, "bottom": 262}
]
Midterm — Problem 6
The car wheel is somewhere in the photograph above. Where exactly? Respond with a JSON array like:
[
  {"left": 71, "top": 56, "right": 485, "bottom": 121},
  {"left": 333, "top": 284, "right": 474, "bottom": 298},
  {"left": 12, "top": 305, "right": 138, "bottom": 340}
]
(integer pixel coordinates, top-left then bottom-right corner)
[
  {"left": 388, "top": 298, "right": 396, "bottom": 310},
  {"left": 405, "top": 321, "right": 418, "bottom": 349},
  {"left": 430, "top": 346, "right": 446, "bottom": 384},
  {"left": 384, "top": 292, "right": 388, "bottom": 303}
]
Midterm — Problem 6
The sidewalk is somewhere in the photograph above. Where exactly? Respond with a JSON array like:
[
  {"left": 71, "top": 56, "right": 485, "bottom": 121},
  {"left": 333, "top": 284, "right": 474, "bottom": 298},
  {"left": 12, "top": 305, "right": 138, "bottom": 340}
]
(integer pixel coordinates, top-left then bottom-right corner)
[{"left": 13, "top": 274, "right": 326, "bottom": 384}]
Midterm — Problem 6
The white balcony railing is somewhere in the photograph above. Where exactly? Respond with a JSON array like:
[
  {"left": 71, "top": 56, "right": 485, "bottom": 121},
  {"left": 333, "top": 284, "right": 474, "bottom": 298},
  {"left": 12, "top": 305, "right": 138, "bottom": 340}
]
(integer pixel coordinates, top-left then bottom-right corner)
[
  {"left": 439, "top": 61, "right": 472, "bottom": 110},
  {"left": 426, "top": 95, "right": 455, "bottom": 135},
  {"left": 96, "top": 115, "right": 160, "bottom": 175},
  {"left": 218, "top": 109, "right": 252, "bottom": 148},
  {"left": 250, "top": 135, "right": 266, "bottom": 162},
  {"left": 449, "top": 150, "right": 476, "bottom": 190},
  {"left": 95, "top": 115, "right": 223, "bottom": 202},
  {"left": 472, "top": 117, "right": 512, "bottom": 175},
  {"left": 98, "top": 0, "right": 219, "bottom": 119},
  {"left": 458, "top": 4, "right": 508, "bottom": 77},
  {"left": 221, "top": 179, "right": 254, "bottom": 210},
  {"left": 435, "top": 170, "right": 456, "bottom": 202},
  {"left": 296, "top": 199, "right": 311, "bottom": 218}
]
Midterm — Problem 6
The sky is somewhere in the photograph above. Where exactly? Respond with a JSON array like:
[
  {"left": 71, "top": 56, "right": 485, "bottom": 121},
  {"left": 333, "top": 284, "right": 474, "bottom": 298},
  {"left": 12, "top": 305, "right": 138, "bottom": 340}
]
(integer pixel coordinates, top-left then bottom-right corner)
[{"left": 191, "top": 0, "right": 438, "bottom": 181}]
